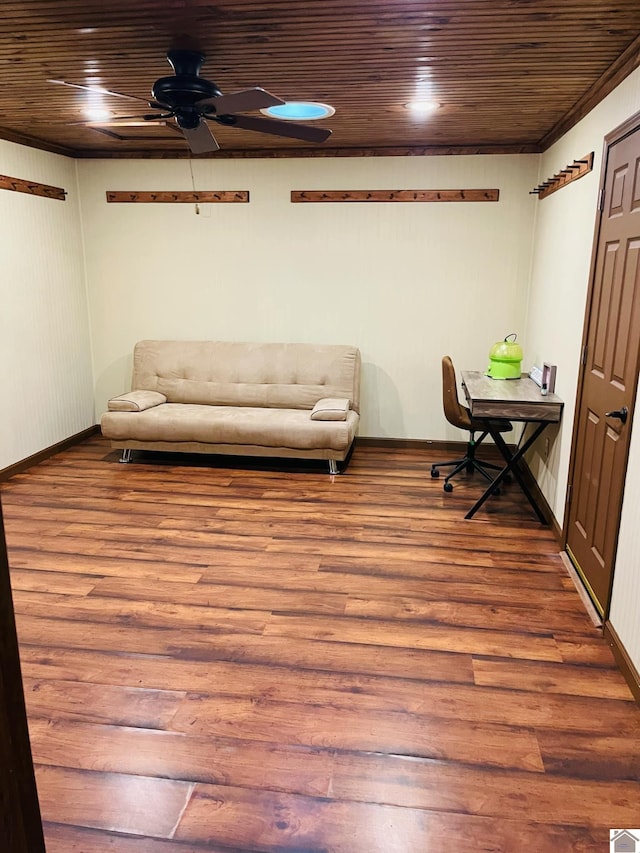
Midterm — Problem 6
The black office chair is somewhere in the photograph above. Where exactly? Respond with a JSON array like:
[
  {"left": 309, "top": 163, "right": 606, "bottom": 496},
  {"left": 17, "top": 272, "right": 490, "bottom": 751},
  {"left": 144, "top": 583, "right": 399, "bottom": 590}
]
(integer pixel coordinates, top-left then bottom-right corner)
[{"left": 431, "top": 355, "right": 512, "bottom": 492}]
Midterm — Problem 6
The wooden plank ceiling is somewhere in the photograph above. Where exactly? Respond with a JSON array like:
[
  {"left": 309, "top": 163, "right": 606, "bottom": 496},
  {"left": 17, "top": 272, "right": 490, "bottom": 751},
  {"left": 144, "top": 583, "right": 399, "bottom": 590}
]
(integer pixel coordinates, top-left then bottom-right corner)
[{"left": 1, "top": 1, "right": 640, "bottom": 159}]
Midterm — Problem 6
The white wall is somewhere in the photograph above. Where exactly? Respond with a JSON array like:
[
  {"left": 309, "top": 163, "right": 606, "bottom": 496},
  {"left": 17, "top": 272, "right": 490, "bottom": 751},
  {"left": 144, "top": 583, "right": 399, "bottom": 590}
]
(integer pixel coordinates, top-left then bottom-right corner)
[
  {"left": 525, "top": 66, "right": 640, "bottom": 677},
  {"left": 0, "top": 141, "right": 94, "bottom": 469},
  {"left": 77, "top": 154, "right": 538, "bottom": 438}
]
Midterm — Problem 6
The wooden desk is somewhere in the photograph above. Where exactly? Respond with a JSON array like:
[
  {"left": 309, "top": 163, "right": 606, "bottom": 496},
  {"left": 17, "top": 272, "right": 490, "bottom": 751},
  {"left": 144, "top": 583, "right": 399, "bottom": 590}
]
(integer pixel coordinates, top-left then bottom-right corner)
[{"left": 460, "top": 372, "right": 564, "bottom": 522}]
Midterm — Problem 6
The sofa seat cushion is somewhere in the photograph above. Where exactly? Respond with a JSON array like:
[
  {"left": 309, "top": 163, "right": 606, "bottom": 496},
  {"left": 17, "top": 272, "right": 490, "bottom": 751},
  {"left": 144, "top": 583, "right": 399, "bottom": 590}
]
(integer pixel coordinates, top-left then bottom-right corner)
[{"left": 101, "top": 404, "right": 358, "bottom": 452}]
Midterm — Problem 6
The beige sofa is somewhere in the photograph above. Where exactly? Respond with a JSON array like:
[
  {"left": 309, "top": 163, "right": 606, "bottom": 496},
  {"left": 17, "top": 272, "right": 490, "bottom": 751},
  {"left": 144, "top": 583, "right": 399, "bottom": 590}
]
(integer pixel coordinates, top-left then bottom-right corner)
[{"left": 100, "top": 340, "right": 361, "bottom": 473}]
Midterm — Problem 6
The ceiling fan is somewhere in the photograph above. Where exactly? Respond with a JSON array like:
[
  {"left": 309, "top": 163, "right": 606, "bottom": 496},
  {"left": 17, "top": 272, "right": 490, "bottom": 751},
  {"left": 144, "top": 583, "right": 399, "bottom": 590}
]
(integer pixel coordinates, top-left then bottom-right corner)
[{"left": 51, "top": 50, "right": 333, "bottom": 153}]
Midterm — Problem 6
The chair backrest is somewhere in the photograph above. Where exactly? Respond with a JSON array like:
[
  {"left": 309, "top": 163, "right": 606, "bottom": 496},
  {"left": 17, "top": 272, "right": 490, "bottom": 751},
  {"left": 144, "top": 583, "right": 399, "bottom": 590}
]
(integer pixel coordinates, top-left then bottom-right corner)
[{"left": 442, "top": 355, "right": 472, "bottom": 431}]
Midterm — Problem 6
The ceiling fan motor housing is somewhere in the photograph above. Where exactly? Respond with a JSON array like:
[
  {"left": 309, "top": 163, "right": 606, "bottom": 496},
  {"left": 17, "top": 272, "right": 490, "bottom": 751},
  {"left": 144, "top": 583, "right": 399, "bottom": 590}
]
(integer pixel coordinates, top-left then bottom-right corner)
[{"left": 151, "top": 49, "right": 222, "bottom": 117}]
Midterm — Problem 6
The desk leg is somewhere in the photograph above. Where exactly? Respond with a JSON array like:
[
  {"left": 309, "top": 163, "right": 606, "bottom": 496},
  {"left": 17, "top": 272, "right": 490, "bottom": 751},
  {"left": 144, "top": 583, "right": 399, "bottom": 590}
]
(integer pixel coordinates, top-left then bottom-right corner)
[{"left": 464, "top": 422, "right": 549, "bottom": 523}]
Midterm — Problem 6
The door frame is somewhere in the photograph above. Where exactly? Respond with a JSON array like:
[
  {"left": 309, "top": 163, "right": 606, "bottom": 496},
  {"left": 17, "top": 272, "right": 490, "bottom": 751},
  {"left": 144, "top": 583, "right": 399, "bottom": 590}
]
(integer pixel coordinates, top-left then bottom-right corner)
[{"left": 562, "top": 108, "right": 640, "bottom": 619}]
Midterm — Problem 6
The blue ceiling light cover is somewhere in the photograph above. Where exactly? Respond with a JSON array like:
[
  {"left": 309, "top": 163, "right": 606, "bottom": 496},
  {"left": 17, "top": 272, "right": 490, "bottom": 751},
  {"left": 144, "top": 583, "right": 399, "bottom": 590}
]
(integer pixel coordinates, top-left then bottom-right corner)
[{"left": 261, "top": 101, "right": 335, "bottom": 121}]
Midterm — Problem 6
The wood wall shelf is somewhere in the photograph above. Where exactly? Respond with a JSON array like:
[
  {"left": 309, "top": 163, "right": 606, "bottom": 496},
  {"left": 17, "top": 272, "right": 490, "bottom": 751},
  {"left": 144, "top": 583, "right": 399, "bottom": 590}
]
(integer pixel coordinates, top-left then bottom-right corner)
[
  {"left": 0, "top": 174, "right": 66, "bottom": 201},
  {"left": 105, "top": 191, "right": 249, "bottom": 203},
  {"left": 291, "top": 188, "right": 499, "bottom": 203},
  {"left": 530, "top": 153, "right": 594, "bottom": 200}
]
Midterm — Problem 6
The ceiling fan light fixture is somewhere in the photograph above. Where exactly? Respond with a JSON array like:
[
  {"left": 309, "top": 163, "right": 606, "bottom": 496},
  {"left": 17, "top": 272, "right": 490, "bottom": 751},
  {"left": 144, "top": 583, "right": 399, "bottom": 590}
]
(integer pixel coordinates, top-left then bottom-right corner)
[{"left": 260, "top": 101, "right": 335, "bottom": 121}]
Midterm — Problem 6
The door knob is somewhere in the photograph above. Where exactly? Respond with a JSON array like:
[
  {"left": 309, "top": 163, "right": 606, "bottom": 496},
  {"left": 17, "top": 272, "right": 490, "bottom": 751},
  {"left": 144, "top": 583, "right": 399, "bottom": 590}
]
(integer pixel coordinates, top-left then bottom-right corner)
[{"left": 605, "top": 406, "right": 628, "bottom": 424}]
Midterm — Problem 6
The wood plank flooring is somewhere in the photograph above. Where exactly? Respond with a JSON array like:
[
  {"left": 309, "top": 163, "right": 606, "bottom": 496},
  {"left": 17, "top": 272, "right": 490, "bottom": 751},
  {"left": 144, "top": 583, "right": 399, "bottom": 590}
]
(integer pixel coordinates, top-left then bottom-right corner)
[{"left": 1, "top": 436, "right": 639, "bottom": 853}]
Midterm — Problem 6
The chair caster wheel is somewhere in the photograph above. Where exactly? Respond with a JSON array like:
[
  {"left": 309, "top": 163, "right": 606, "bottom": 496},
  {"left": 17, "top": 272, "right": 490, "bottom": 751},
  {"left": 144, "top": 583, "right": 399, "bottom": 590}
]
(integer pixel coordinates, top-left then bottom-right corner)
[
  {"left": 492, "top": 487, "right": 501, "bottom": 496},
  {"left": 444, "top": 482, "right": 453, "bottom": 493},
  {"left": 431, "top": 467, "right": 440, "bottom": 478}
]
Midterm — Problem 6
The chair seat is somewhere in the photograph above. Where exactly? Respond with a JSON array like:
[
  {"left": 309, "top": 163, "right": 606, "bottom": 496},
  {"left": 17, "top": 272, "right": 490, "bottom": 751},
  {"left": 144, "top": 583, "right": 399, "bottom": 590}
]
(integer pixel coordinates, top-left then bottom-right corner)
[{"left": 470, "top": 417, "right": 513, "bottom": 434}]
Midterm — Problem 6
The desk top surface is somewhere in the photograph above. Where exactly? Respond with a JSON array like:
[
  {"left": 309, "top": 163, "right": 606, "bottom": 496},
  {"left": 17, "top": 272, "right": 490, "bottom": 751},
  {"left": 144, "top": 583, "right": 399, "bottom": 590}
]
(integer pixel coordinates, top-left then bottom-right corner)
[{"left": 461, "top": 371, "right": 564, "bottom": 422}]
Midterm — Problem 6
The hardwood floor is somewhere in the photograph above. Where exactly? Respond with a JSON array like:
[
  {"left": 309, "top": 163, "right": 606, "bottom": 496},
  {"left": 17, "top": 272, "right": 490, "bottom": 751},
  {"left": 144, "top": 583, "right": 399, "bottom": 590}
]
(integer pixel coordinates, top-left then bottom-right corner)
[{"left": 1, "top": 436, "right": 639, "bottom": 852}]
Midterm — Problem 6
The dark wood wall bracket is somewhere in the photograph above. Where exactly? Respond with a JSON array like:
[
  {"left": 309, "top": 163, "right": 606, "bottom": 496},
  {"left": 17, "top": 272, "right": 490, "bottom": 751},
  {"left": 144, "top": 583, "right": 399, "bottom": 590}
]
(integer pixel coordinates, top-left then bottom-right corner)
[
  {"left": 0, "top": 174, "right": 66, "bottom": 201},
  {"left": 530, "top": 152, "right": 594, "bottom": 200},
  {"left": 105, "top": 191, "right": 249, "bottom": 203},
  {"left": 291, "top": 188, "right": 499, "bottom": 203}
]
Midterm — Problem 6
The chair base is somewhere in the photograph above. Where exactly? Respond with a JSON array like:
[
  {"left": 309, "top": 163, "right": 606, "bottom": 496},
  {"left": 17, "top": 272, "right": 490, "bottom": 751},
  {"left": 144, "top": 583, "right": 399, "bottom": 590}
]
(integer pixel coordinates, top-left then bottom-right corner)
[{"left": 431, "top": 432, "right": 503, "bottom": 491}]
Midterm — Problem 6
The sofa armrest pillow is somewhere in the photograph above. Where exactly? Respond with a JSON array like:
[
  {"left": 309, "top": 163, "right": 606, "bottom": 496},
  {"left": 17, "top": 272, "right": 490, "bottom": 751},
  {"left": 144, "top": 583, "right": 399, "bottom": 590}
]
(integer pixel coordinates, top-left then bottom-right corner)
[
  {"left": 108, "top": 390, "right": 167, "bottom": 412},
  {"left": 310, "top": 398, "right": 350, "bottom": 421}
]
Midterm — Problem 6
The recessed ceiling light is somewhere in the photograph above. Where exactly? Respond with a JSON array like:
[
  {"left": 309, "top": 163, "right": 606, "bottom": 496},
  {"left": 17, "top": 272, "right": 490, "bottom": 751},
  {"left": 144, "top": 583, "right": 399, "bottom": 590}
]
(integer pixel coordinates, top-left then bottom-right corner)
[
  {"left": 84, "top": 107, "right": 112, "bottom": 121},
  {"left": 405, "top": 100, "right": 440, "bottom": 113},
  {"left": 260, "top": 102, "right": 335, "bottom": 121}
]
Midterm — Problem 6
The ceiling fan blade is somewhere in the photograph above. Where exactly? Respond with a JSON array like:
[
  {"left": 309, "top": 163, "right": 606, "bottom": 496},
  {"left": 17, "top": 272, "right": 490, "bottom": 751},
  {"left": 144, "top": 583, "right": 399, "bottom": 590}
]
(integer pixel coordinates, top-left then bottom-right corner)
[
  {"left": 181, "top": 121, "right": 220, "bottom": 154},
  {"left": 227, "top": 114, "right": 332, "bottom": 143},
  {"left": 196, "top": 87, "right": 285, "bottom": 115},
  {"left": 84, "top": 113, "right": 164, "bottom": 123},
  {"left": 47, "top": 79, "right": 149, "bottom": 103}
]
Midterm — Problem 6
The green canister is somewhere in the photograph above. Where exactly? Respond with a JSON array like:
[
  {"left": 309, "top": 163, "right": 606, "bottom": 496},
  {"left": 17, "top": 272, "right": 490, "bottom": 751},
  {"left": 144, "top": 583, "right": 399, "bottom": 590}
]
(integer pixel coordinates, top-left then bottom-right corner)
[{"left": 486, "top": 333, "right": 523, "bottom": 379}]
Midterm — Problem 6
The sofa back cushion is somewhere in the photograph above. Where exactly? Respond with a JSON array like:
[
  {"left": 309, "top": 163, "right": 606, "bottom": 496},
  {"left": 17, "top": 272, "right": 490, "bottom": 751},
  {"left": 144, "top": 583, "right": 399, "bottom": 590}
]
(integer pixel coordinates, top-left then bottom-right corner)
[{"left": 132, "top": 340, "right": 361, "bottom": 413}]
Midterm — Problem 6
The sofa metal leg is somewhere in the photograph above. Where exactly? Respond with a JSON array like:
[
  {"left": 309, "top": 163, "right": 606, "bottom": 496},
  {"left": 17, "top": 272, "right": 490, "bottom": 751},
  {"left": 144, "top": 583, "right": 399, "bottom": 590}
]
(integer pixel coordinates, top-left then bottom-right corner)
[
  {"left": 328, "top": 459, "right": 339, "bottom": 475},
  {"left": 119, "top": 448, "right": 132, "bottom": 463}
]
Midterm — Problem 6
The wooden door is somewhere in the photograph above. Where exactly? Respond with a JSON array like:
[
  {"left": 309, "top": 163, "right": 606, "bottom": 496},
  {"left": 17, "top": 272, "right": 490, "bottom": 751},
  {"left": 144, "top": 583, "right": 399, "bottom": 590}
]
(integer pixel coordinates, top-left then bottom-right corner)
[{"left": 566, "top": 120, "right": 640, "bottom": 615}]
